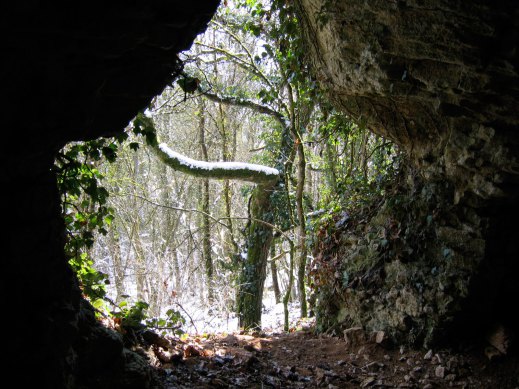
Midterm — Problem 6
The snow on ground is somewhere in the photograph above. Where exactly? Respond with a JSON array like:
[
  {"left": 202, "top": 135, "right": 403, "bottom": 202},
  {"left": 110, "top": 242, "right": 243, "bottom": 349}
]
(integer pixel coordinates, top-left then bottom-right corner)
[{"left": 164, "top": 291, "right": 313, "bottom": 335}]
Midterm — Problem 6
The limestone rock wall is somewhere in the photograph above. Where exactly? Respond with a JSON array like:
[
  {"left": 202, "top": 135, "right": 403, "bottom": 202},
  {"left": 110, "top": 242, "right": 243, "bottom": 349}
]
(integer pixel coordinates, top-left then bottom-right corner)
[
  {"left": 298, "top": 0, "right": 519, "bottom": 345},
  {"left": 297, "top": 0, "right": 518, "bottom": 199}
]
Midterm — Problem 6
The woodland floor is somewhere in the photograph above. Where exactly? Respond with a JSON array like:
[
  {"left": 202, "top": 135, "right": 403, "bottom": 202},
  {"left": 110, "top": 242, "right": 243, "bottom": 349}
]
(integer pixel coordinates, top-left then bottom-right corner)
[{"left": 135, "top": 324, "right": 519, "bottom": 388}]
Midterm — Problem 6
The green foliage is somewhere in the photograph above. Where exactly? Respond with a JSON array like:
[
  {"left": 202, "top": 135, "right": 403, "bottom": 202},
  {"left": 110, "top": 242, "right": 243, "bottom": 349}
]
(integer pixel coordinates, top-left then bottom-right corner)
[
  {"left": 110, "top": 301, "right": 186, "bottom": 335},
  {"left": 55, "top": 112, "right": 187, "bottom": 336},
  {"left": 115, "top": 300, "right": 149, "bottom": 329},
  {"left": 310, "top": 109, "right": 401, "bottom": 213},
  {"left": 111, "top": 301, "right": 186, "bottom": 335},
  {"left": 269, "top": 183, "right": 295, "bottom": 231},
  {"left": 56, "top": 137, "right": 122, "bottom": 302},
  {"left": 112, "top": 300, "right": 185, "bottom": 336},
  {"left": 56, "top": 111, "right": 159, "bottom": 307},
  {"left": 132, "top": 112, "right": 158, "bottom": 147}
]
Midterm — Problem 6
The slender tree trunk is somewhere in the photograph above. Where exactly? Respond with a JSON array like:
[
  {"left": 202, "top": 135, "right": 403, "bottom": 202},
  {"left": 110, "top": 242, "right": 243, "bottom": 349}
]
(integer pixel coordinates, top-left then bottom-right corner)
[
  {"left": 218, "top": 101, "right": 239, "bottom": 257},
  {"left": 108, "top": 226, "right": 126, "bottom": 303},
  {"left": 158, "top": 161, "right": 182, "bottom": 302},
  {"left": 270, "top": 242, "right": 281, "bottom": 304},
  {"left": 198, "top": 97, "right": 214, "bottom": 304},
  {"left": 348, "top": 133, "right": 355, "bottom": 178},
  {"left": 172, "top": 247, "right": 181, "bottom": 299},
  {"left": 295, "top": 140, "right": 308, "bottom": 317},
  {"left": 283, "top": 239, "right": 295, "bottom": 331},
  {"left": 212, "top": 33, "right": 239, "bottom": 260},
  {"left": 360, "top": 128, "right": 369, "bottom": 179},
  {"left": 133, "top": 222, "right": 147, "bottom": 302},
  {"left": 202, "top": 178, "right": 213, "bottom": 303},
  {"left": 131, "top": 152, "right": 147, "bottom": 303},
  {"left": 325, "top": 138, "right": 338, "bottom": 195}
]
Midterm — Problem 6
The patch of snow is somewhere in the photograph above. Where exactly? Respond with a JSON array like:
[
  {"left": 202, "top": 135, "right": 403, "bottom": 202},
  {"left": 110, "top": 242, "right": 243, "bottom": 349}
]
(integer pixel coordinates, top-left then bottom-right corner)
[{"left": 163, "top": 290, "right": 310, "bottom": 335}]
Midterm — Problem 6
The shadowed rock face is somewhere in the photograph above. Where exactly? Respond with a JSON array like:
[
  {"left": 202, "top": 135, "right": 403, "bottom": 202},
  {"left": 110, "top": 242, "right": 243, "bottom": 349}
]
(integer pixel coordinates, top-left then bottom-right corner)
[
  {"left": 1, "top": 2, "right": 218, "bottom": 387},
  {"left": 297, "top": 0, "right": 519, "bottom": 345}
]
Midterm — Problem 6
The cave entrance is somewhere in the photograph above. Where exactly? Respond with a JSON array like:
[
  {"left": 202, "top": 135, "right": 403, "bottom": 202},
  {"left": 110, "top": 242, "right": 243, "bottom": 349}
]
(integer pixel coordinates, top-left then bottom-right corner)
[{"left": 56, "top": 0, "right": 399, "bottom": 337}]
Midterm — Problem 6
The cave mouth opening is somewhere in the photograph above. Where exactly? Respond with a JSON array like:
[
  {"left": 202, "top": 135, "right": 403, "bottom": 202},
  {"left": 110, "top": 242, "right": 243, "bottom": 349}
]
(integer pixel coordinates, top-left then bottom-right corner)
[{"left": 53, "top": 0, "right": 406, "bottom": 339}]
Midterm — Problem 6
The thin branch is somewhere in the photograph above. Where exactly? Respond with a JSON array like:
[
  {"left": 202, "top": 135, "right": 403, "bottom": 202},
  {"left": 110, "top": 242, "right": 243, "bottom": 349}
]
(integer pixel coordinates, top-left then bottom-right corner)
[
  {"left": 201, "top": 90, "right": 286, "bottom": 128},
  {"left": 194, "top": 42, "right": 261, "bottom": 79},
  {"left": 173, "top": 301, "right": 199, "bottom": 335},
  {"left": 269, "top": 249, "right": 291, "bottom": 263},
  {"left": 132, "top": 194, "right": 233, "bottom": 231},
  {"left": 210, "top": 20, "right": 275, "bottom": 90}
]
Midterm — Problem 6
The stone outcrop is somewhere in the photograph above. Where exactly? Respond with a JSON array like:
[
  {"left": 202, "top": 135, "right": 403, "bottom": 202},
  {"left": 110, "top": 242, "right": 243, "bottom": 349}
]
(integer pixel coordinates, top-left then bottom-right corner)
[
  {"left": 2, "top": 2, "right": 218, "bottom": 387},
  {"left": 297, "top": 0, "right": 519, "bottom": 345}
]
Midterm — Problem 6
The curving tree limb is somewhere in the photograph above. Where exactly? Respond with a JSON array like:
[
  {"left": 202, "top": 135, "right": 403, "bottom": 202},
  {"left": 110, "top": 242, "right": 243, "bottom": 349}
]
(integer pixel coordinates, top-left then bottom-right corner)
[{"left": 153, "top": 142, "right": 280, "bottom": 184}]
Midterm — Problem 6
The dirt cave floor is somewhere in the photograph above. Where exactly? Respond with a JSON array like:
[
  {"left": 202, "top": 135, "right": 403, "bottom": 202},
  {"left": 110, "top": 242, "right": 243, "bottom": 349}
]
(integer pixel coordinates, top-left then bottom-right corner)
[{"left": 131, "top": 324, "right": 519, "bottom": 388}]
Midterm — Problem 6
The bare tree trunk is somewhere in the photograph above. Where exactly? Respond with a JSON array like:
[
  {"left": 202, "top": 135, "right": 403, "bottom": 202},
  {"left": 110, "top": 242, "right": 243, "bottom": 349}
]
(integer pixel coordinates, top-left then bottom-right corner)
[
  {"left": 360, "top": 127, "right": 369, "bottom": 179},
  {"left": 158, "top": 161, "right": 181, "bottom": 302},
  {"left": 216, "top": 89, "right": 239, "bottom": 258},
  {"left": 198, "top": 97, "right": 214, "bottom": 304},
  {"left": 133, "top": 221, "right": 147, "bottom": 302},
  {"left": 283, "top": 239, "right": 295, "bottom": 331},
  {"left": 270, "top": 242, "right": 281, "bottom": 304},
  {"left": 108, "top": 226, "right": 126, "bottom": 303},
  {"left": 325, "top": 138, "right": 339, "bottom": 194},
  {"left": 131, "top": 152, "right": 147, "bottom": 303},
  {"left": 295, "top": 140, "right": 308, "bottom": 317},
  {"left": 172, "top": 247, "right": 181, "bottom": 299}
]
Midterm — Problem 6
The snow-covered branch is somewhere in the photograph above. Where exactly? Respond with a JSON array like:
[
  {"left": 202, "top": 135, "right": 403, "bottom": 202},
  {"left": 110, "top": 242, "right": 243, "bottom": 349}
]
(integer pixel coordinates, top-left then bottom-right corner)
[{"left": 154, "top": 143, "right": 280, "bottom": 184}]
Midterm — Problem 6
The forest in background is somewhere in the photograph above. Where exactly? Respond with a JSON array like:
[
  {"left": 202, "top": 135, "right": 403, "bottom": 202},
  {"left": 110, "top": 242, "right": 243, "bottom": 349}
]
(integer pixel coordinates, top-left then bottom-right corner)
[{"left": 56, "top": 0, "right": 399, "bottom": 336}]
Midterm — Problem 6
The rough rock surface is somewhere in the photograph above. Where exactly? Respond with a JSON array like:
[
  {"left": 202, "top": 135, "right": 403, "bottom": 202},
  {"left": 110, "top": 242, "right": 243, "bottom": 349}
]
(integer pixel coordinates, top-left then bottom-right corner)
[
  {"left": 297, "top": 0, "right": 519, "bottom": 345},
  {"left": 1, "top": 2, "right": 218, "bottom": 387}
]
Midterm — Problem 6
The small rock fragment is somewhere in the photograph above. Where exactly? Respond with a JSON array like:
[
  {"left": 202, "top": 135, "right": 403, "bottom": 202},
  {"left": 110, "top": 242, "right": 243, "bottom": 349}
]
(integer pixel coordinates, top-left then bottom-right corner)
[
  {"left": 372, "top": 330, "right": 389, "bottom": 347},
  {"left": 424, "top": 349, "right": 433, "bottom": 360},
  {"left": 344, "top": 327, "right": 366, "bottom": 347},
  {"left": 435, "top": 365, "right": 446, "bottom": 378},
  {"left": 360, "top": 376, "right": 376, "bottom": 387},
  {"left": 445, "top": 373, "right": 456, "bottom": 381}
]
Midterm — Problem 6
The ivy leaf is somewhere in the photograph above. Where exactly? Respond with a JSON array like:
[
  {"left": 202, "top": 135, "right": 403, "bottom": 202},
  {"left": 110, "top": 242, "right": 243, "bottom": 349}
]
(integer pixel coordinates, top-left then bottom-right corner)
[
  {"left": 102, "top": 145, "right": 117, "bottom": 162},
  {"left": 115, "top": 132, "right": 129, "bottom": 143}
]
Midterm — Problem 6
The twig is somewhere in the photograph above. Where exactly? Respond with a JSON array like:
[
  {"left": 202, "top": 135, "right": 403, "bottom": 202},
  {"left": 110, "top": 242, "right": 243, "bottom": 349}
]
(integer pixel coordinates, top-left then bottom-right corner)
[{"left": 174, "top": 301, "right": 199, "bottom": 335}]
